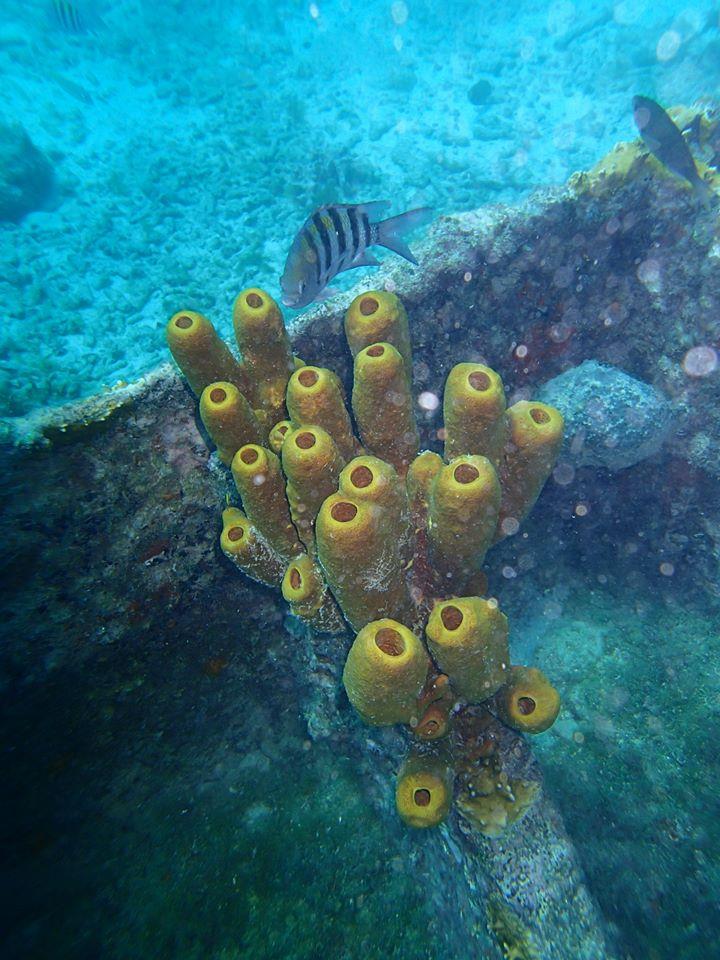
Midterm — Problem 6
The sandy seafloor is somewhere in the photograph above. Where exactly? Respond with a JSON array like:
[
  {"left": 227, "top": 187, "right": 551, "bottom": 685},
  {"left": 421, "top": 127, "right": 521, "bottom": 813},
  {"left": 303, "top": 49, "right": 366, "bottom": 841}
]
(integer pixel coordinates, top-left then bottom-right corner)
[{"left": 1, "top": 0, "right": 719, "bottom": 419}]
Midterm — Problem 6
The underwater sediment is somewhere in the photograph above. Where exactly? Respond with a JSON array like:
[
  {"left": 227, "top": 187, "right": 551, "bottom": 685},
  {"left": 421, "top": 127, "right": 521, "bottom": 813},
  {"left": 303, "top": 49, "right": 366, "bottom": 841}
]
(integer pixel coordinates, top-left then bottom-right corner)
[{"left": 3, "top": 133, "right": 720, "bottom": 959}]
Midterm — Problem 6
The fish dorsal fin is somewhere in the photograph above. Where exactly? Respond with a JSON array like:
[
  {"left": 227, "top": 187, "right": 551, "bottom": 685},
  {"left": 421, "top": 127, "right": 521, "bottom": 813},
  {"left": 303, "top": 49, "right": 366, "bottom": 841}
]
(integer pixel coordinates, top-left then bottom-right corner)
[{"left": 354, "top": 201, "right": 391, "bottom": 221}]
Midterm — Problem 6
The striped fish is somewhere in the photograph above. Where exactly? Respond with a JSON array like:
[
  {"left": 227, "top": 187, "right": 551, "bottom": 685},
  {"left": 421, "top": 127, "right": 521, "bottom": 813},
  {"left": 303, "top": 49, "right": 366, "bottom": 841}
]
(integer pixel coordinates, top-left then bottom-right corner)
[
  {"left": 51, "top": 0, "right": 102, "bottom": 34},
  {"left": 280, "top": 201, "right": 433, "bottom": 309}
]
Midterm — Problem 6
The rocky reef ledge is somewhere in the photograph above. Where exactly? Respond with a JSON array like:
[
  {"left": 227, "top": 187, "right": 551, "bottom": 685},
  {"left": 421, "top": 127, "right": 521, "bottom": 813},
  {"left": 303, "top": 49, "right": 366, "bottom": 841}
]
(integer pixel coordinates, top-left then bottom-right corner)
[{"left": 4, "top": 133, "right": 720, "bottom": 957}]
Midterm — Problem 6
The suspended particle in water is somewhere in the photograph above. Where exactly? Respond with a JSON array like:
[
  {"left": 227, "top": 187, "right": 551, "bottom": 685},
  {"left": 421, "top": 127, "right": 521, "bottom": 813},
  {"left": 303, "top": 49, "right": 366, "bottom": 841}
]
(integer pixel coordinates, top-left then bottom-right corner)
[
  {"left": 656, "top": 29, "right": 681, "bottom": 61},
  {"left": 417, "top": 391, "right": 439, "bottom": 412},
  {"left": 309, "top": 3, "right": 320, "bottom": 19},
  {"left": 637, "top": 258, "right": 661, "bottom": 292},
  {"left": 553, "top": 461, "right": 574, "bottom": 487},
  {"left": 391, "top": 1, "right": 409, "bottom": 25},
  {"left": 463, "top": 271, "right": 472, "bottom": 282},
  {"left": 501, "top": 566, "right": 517, "bottom": 579},
  {"left": 515, "top": 344, "right": 528, "bottom": 359},
  {"left": 659, "top": 562, "right": 675, "bottom": 576},
  {"left": 500, "top": 516, "right": 520, "bottom": 537},
  {"left": 574, "top": 502, "right": 588, "bottom": 517},
  {"left": 682, "top": 346, "right": 718, "bottom": 378}
]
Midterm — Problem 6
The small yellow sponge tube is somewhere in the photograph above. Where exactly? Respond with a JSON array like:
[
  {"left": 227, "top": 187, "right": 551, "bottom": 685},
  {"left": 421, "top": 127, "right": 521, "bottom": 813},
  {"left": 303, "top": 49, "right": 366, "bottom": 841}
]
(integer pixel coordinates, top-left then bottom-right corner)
[
  {"left": 339, "top": 455, "right": 412, "bottom": 563},
  {"left": 316, "top": 493, "right": 413, "bottom": 631},
  {"left": 352, "top": 343, "right": 419, "bottom": 475},
  {"left": 166, "top": 310, "right": 247, "bottom": 398},
  {"left": 281, "top": 425, "right": 345, "bottom": 553},
  {"left": 220, "top": 507, "right": 285, "bottom": 587},
  {"left": 342, "top": 619, "right": 429, "bottom": 724},
  {"left": 406, "top": 450, "right": 443, "bottom": 526},
  {"left": 427, "top": 456, "right": 501, "bottom": 592},
  {"left": 496, "top": 400, "right": 564, "bottom": 539},
  {"left": 231, "top": 445, "right": 301, "bottom": 561},
  {"left": 425, "top": 597, "right": 509, "bottom": 703},
  {"left": 286, "top": 365, "right": 356, "bottom": 460},
  {"left": 395, "top": 751, "right": 453, "bottom": 828},
  {"left": 344, "top": 291, "right": 413, "bottom": 372},
  {"left": 199, "top": 382, "right": 263, "bottom": 465},
  {"left": 496, "top": 666, "right": 560, "bottom": 733},
  {"left": 232, "top": 288, "right": 294, "bottom": 424},
  {"left": 281, "top": 553, "right": 345, "bottom": 634},
  {"left": 443, "top": 363, "right": 507, "bottom": 466},
  {"left": 268, "top": 420, "right": 292, "bottom": 455}
]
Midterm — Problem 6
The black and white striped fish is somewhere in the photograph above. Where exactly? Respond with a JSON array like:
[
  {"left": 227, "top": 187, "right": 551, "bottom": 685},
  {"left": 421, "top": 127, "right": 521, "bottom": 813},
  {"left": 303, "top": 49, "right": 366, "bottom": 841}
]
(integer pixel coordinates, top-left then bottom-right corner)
[
  {"left": 280, "top": 202, "right": 433, "bottom": 309},
  {"left": 50, "top": 0, "right": 103, "bottom": 34}
]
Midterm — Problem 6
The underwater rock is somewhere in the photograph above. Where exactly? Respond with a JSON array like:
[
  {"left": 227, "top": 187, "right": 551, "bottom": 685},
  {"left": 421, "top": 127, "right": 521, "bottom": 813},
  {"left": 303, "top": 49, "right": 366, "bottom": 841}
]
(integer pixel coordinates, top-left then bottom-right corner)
[
  {"left": 0, "top": 121, "right": 55, "bottom": 222},
  {"left": 536, "top": 360, "right": 672, "bottom": 471}
]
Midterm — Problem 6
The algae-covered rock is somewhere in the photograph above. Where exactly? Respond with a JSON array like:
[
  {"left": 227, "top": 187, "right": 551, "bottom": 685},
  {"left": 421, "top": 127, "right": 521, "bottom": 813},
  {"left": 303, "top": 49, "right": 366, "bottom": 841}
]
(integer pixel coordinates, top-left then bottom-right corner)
[
  {"left": 537, "top": 360, "right": 672, "bottom": 471},
  {"left": 0, "top": 121, "right": 55, "bottom": 222}
]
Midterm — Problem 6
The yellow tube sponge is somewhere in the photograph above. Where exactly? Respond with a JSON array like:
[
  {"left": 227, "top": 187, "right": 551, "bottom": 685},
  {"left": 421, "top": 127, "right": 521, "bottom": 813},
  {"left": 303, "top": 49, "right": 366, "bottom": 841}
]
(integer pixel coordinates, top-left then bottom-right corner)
[
  {"left": 166, "top": 310, "right": 247, "bottom": 398},
  {"left": 496, "top": 401, "right": 563, "bottom": 539},
  {"left": 199, "top": 382, "right": 263, "bottom": 465},
  {"left": 425, "top": 597, "right": 509, "bottom": 702},
  {"left": 316, "top": 493, "right": 413, "bottom": 630},
  {"left": 395, "top": 751, "right": 453, "bottom": 828},
  {"left": 281, "top": 553, "right": 345, "bottom": 634},
  {"left": 496, "top": 666, "right": 560, "bottom": 734},
  {"left": 427, "top": 456, "right": 501, "bottom": 591},
  {"left": 281, "top": 426, "right": 345, "bottom": 553},
  {"left": 443, "top": 363, "right": 507, "bottom": 466},
  {"left": 231, "top": 444, "right": 301, "bottom": 561},
  {"left": 232, "top": 288, "right": 294, "bottom": 424},
  {"left": 220, "top": 507, "right": 284, "bottom": 587},
  {"left": 344, "top": 291, "right": 413, "bottom": 372},
  {"left": 268, "top": 419, "right": 292, "bottom": 455},
  {"left": 286, "top": 365, "right": 356, "bottom": 460},
  {"left": 342, "top": 619, "right": 429, "bottom": 724},
  {"left": 406, "top": 451, "right": 443, "bottom": 524},
  {"left": 352, "top": 343, "right": 419, "bottom": 475},
  {"left": 339, "top": 455, "right": 413, "bottom": 564}
]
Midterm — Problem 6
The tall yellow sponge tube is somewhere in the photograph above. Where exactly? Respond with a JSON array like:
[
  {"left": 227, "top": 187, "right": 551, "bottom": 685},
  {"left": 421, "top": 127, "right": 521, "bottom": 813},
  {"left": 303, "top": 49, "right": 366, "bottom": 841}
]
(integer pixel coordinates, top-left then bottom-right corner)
[
  {"left": 220, "top": 507, "right": 285, "bottom": 587},
  {"left": 316, "top": 493, "right": 413, "bottom": 631},
  {"left": 281, "top": 425, "right": 344, "bottom": 554},
  {"left": 232, "top": 288, "right": 294, "bottom": 424},
  {"left": 199, "top": 382, "right": 263, "bottom": 465},
  {"left": 231, "top": 444, "right": 301, "bottom": 561},
  {"left": 443, "top": 363, "right": 507, "bottom": 466},
  {"left": 496, "top": 400, "right": 564, "bottom": 539},
  {"left": 344, "top": 291, "right": 413, "bottom": 372},
  {"left": 352, "top": 343, "right": 419, "bottom": 475},
  {"left": 428, "top": 456, "right": 501, "bottom": 593},
  {"left": 342, "top": 619, "right": 429, "bottom": 724},
  {"left": 286, "top": 365, "right": 356, "bottom": 460},
  {"left": 166, "top": 310, "right": 247, "bottom": 397},
  {"left": 425, "top": 596, "right": 509, "bottom": 702}
]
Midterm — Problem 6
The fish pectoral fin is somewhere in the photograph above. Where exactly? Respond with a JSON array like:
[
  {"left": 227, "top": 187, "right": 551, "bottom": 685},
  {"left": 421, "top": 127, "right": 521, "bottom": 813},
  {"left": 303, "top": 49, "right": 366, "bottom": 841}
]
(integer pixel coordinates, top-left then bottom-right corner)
[
  {"left": 315, "top": 286, "right": 341, "bottom": 301},
  {"left": 350, "top": 251, "right": 381, "bottom": 268}
]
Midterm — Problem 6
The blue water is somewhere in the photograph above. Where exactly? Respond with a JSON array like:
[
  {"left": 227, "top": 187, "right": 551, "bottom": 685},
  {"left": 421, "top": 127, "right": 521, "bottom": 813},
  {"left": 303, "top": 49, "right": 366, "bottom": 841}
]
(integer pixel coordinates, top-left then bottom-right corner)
[{"left": 1, "top": 0, "right": 717, "bottom": 419}]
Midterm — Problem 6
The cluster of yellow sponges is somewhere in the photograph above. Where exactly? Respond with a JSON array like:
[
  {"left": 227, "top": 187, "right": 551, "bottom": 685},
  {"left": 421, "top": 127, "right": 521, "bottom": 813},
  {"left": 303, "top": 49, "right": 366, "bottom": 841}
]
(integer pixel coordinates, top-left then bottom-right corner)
[{"left": 167, "top": 287, "right": 563, "bottom": 834}]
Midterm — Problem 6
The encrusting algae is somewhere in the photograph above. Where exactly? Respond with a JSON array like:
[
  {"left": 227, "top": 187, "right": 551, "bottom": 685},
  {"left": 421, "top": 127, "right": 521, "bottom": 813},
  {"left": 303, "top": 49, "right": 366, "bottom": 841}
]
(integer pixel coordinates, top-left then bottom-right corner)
[{"left": 166, "top": 286, "right": 563, "bottom": 835}]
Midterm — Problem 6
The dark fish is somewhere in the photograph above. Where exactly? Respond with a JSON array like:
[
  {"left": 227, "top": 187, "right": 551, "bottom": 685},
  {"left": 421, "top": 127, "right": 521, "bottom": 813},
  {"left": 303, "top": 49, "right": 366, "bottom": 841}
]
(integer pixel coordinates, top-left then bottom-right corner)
[
  {"left": 280, "top": 202, "right": 433, "bottom": 309},
  {"left": 632, "top": 95, "right": 712, "bottom": 207}
]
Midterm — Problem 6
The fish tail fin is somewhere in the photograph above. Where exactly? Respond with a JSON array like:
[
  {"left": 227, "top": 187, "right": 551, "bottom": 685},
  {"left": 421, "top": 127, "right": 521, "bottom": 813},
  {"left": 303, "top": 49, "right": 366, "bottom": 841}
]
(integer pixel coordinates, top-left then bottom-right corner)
[
  {"left": 693, "top": 176, "right": 714, "bottom": 209},
  {"left": 374, "top": 207, "right": 434, "bottom": 264}
]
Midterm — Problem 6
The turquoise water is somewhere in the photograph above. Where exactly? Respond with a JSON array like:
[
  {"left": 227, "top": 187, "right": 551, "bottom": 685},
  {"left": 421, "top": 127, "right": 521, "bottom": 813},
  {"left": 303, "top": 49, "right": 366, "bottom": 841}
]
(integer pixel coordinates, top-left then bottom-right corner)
[
  {"left": 2, "top": 3, "right": 720, "bottom": 960},
  {"left": 1, "top": 0, "right": 717, "bottom": 418}
]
